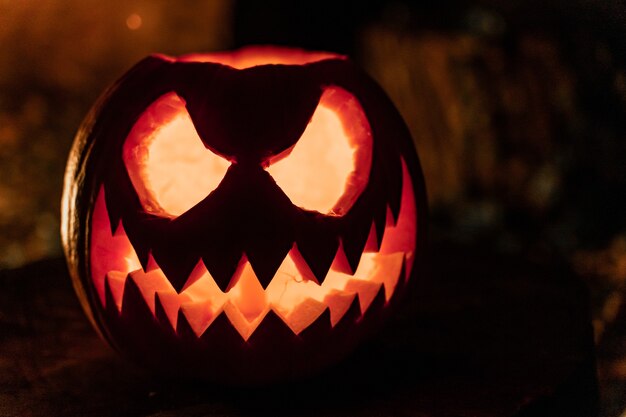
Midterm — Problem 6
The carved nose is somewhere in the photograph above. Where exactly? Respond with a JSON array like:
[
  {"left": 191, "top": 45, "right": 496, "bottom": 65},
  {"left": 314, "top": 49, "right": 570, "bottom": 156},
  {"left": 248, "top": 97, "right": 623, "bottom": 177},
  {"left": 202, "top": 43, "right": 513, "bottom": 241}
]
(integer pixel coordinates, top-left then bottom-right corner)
[{"left": 217, "top": 161, "right": 292, "bottom": 210}]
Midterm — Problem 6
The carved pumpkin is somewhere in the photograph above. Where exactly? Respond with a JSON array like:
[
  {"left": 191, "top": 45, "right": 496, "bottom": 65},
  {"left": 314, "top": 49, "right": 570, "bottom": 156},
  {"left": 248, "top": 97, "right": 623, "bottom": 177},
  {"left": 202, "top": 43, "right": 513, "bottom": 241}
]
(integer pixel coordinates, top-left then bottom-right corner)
[{"left": 61, "top": 46, "right": 427, "bottom": 382}]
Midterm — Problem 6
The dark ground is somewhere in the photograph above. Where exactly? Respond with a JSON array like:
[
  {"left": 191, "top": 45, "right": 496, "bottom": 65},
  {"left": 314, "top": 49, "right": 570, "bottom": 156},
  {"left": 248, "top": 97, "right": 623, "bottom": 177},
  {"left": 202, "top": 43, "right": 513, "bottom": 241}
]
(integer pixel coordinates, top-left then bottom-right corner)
[{"left": 0, "top": 243, "right": 598, "bottom": 416}]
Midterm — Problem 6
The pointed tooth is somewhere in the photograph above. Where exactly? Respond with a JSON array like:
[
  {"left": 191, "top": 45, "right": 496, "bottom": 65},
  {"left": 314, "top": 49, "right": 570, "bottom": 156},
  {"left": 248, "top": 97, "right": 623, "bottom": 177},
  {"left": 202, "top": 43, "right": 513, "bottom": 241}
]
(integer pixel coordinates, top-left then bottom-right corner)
[
  {"left": 154, "top": 292, "right": 177, "bottom": 333},
  {"left": 386, "top": 155, "right": 403, "bottom": 222},
  {"left": 334, "top": 293, "right": 361, "bottom": 330},
  {"left": 388, "top": 256, "right": 408, "bottom": 303},
  {"left": 246, "top": 237, "right": 292, "bottom": 289},
  {"left": 180, "top": 300, "right": 218, "bottom": 337},
  {"left": 176, "top": 308, "right": 198, "bottom": 339},
  {"left": 330, "top": 240, "right": 353, "bottom": 274},
  {"left": 226, "top": 264, "right": 268, "bottom": 324},
  {"left": 298, "top": 308, "right": 331, "bottom": 341},
  {"left": 116, "top": 218, "right": 153, "bottom": 271},
  {"left": 151, "top": 247, "right": 198, "bottom": 293},
  {"left": 248, "top": 310, "right": 298, "bottom": 346},
  {"left": 103, "top": 186, "right": 122, "bottom": 236},
  {"left": 324, "top": 291, "right": 357, "bottom": 326},
  {"left": 200, "top": 310, "right": 245, "bottom": 345},
  {"left": 104, "top": 274, "right": 122, "bottom": 316},
  {"left": 111, "top": 219, "right": 123, "bottom": 237},
  {"left": 131, "top": 237, "right": 152, "bottom": 273},
  {"left": 363, "top": 221, "right": 379, "bottom": 253},
  {"left": 120, "top": 275, "right": 155, "bottom": 322},
  {"left": 374, "top": 203, "right": 387, "bottom": 249},
  {"left": 202, "top": 247, "right": 243, "bottom": 292},
  {"left": 279, "top": 298, "right": 327, "bottom": 335},
  {"left": 181, "top": 260, "right": 209, "bottom": 292},
  {"left": 345, "top": 280, "right": 384, "bottom": 314},
  {"left": 341, "top": 217, "right": 371, "bottom": 274},
  {"left": 294, "top": 233, "right": 339, "bottom": 285},
  {"left": 145, "top": 252, "right": 159, "bottom": 272},
  {"left": 105, "top": 271, "right": 126, "bottom": 312},
  {"left": 155, "top": 291, "right": 180, "bottom": 331},
  {"left": 361, "top": 284, "right": 387, "bottom": 322}
]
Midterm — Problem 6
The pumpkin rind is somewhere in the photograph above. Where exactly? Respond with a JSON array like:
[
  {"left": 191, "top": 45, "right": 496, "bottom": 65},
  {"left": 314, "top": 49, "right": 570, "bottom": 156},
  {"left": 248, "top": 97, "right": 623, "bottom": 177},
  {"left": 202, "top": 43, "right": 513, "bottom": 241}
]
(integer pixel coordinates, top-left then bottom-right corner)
[{"left": 61, "top": 46, "right": 428, "bottom": 383}]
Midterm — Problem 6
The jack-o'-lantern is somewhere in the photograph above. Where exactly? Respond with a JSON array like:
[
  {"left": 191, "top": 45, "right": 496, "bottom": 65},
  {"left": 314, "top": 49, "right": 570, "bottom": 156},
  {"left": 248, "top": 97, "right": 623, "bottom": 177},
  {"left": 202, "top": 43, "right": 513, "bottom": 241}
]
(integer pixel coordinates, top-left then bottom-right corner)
[{"left": 61, "top": 46, "right": 427, "bottom": 383}]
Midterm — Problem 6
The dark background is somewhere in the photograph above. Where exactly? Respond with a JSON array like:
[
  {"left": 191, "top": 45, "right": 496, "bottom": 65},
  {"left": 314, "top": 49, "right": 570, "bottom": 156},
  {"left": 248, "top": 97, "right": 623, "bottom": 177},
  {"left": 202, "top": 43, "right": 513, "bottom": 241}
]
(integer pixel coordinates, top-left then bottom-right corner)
[{"left": 0, "top": 0, "right": 625, "bottom": 415}]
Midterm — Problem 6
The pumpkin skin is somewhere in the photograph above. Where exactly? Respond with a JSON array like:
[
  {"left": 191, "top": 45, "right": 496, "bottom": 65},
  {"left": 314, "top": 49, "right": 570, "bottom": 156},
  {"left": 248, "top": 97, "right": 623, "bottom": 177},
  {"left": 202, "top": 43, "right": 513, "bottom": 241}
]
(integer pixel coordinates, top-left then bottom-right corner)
[{"left": 61, "top": 46, "right": 427, "bottom": 383}]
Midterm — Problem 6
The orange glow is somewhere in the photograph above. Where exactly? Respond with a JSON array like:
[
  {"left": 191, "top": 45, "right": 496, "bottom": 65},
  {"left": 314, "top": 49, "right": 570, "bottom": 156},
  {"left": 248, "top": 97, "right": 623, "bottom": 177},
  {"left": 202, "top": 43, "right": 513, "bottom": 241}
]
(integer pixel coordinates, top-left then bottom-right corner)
[
  {"left": 173, "top": 46, "right": 345, "bottom": 69},
  {"left": 123, "top": 93, "right": 231, "bottom": 217},
  {"left": 267, "top": 86, "right": 372, "bottom": 214},
  {"left": 125, "top": 85, "right": 371, "bottom": 217},
  {"left": 90, "top": 160, "right": 416, "bottom": 340},
  {"left": 125, "top": 13, "right": 142, "bottom": 30},
  {"left": 98, "top": 48, "right": 415, "bottom": 340}
]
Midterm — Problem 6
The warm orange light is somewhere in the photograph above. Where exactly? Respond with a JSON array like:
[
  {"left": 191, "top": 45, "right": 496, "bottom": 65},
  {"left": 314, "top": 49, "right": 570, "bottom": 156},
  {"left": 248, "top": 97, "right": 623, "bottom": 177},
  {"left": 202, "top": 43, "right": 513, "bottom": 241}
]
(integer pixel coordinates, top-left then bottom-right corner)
[
  {"left": 267, "top": 86, "right": 372, "bottom": 214},
  {"left": 125, "top": 85, "right": 371, "bottom": 217},
  {"left": 123, "top": 93, "right": 231, "bottom": 217},
  {"left": 90, "top": 160, "right": 416, "bottom": 340},
  {"left": 92, "top": 49, "right": 416, "bottom": 341}
]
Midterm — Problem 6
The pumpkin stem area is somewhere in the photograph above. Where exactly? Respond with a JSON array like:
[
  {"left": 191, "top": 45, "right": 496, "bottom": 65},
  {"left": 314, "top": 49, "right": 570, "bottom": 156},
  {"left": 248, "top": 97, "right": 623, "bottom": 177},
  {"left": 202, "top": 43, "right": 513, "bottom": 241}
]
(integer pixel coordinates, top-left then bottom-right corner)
[
  {"left": 90, "top": 161, "right": 416, "bottom": 341},
  {"left": 170, "top": 45, "right": 345, "bottom": 69}
]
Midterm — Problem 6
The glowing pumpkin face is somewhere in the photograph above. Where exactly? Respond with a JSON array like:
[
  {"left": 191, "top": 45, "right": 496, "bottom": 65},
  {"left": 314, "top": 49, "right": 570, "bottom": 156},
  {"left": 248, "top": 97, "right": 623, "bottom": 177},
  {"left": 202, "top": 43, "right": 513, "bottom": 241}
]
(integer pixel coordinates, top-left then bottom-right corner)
[{"left": 62, "top": 46, "right": 427, "bottom": 382}]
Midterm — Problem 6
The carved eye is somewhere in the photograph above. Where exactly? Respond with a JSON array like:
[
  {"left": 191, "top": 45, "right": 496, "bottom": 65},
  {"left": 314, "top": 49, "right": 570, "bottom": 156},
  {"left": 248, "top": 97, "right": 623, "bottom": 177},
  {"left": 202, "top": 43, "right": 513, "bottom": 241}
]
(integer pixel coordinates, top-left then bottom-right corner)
[
  {"left": 123, "top": 93, "right": 231, "bottom": 218},
  {"left": 266, "top": 86, "right": 373, "bottom": 215}
]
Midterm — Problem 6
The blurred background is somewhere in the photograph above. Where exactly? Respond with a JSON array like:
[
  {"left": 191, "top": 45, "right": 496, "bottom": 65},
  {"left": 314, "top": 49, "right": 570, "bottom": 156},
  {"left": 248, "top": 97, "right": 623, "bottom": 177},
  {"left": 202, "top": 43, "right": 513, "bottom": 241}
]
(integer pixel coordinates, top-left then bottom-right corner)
[{"left": 0, "top": 0, "right": 625, "bottom": 414}]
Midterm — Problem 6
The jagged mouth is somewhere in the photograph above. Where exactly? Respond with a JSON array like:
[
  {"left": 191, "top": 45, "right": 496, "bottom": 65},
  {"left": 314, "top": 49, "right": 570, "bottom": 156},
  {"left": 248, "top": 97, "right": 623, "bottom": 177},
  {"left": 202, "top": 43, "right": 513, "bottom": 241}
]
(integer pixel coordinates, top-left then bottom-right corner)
[{"left": 90, "top": 163, "right": 416, "bottom": 341}]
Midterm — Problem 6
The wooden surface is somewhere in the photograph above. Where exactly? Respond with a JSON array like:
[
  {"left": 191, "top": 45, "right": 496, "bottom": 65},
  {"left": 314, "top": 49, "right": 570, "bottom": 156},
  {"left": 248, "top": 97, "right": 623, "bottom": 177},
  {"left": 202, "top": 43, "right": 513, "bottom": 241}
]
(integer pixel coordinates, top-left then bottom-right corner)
[{"left": 0, "top": 244, "right": 598, "bottom": 416}]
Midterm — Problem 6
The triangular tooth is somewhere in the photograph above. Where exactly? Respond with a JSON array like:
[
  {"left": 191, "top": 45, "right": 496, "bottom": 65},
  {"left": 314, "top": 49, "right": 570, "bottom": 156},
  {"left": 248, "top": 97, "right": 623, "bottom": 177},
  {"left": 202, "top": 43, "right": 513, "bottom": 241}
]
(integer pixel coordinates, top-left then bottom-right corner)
[
  {"left": 199, "top": 310, "right": 245, "bottom": 345},
  {"left": 361, "top": 284, "right": 387, "bottom": 322},
  {"left": 111, "top": 218, "right": 123, "bottom": 237},
  {"left": 386, "top": 156, "right": 403, "bottom": 223},
  {"left": 181, "top": 260, "right": 209, "bottom": 292},
  {"left": 226, "top": 268, "right": 268, "bottom": 326},
  {"left": 105, "top": 271, "right": 126, "bottom": 312},
  {"left": 180, "top": 300, "right": 218, "bottom": 337},
  {"left": 345, "top": 280, "right": 383, "bottom": 314},
  {"left": 129, "top": 234, "right": 152, "bottom": 273},
  {"left": 278, "top": 299, "right": 327, "bottom": 335},
  {"left": 120, "top": 274, "right": 155, "bottom": 322},
  {"left": 363, "top": 221, "right": 379, "bottom": 253},
  {"left": 298, "top": 307, "right": 331, "bottom": 341},
  {"left": 145, "top": 251, "right": 159, "bottom": 272},
  {"left": 385, "top": 206, "right": 395, "bottom": 227},
  {"left": 248, "top": 310, "right": 298, "bottom": 346},
  {"left": 330, "top": 240, "right": 353, "bottom": 275},
  {"left": 294, "top": 234, "right": 339, "bottom": 285},
  {"left": 202, "top": 247, "right": 243, "bottom": 292},
  {"left": 176, "top": 309, "right": 197, "bottom": 340},
  {"left": 151, "top": 247, "right": 198, "bottom": 293},
  {"left": 103, "top": 186, "right": 122, "bottom": 236},
  {"left": 104, "top": 274, "right": 122, "bottom": 317},
  {"left": 389, "top": 253, "right": 407, "bottom": 300},
  {"left": 334, "top": 293, "right": 362, "bottom": 330},
  {"left": 154, "top": 292, "right": 177, "bottom": 334},
  {"left": 341, "top": 217, "right": 371, "bottom": 274},
  {"left": 247, "top": 238, "right": 292, "bottom": 289},
  {"left": 324, "top": 291, "right": 357, "bottom": 326},
  {"left": 374, "top": 203, "right": 387, "bottom": 249}
]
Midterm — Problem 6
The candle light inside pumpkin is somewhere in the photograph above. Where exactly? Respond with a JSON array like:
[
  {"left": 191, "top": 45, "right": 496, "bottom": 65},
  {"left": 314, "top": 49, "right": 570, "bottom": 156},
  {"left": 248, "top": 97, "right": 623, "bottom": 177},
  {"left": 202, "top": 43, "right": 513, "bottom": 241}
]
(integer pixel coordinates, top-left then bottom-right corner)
[{"left": 63, "top": 46, "right": 425, "bottom": 382}]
